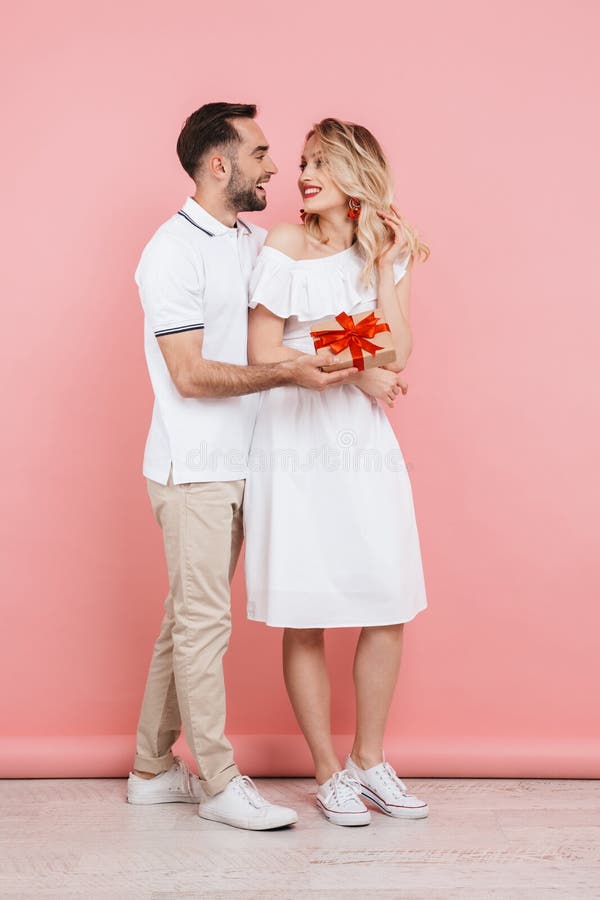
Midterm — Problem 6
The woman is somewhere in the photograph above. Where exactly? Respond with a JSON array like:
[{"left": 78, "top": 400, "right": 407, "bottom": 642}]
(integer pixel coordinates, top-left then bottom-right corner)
[{"left": 244, "top": 118, "right": 429, "bottom": 827}]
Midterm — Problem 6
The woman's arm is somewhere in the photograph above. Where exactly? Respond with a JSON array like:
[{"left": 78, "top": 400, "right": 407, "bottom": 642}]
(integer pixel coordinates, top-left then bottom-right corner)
[
  {"left": 376, "top": 262, "right": 413, "bottom": 372},
  {"left": 375, "top": 206, "right": 416, "bottom": 372},
  {"left": 247, "top": 304, "right": 304, "bottom": 364}
]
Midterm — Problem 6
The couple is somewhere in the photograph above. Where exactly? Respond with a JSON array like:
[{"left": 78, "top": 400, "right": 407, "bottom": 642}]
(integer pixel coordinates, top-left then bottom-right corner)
[{"left": 127, "top": 102, "right": 429, "bottom": 830}]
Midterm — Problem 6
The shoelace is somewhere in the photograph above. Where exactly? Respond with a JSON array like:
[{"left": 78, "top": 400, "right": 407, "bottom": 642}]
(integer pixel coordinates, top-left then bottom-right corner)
[
  {"left": 380, "top": 762, "right": 411, "bottom": 799},
  {"left": 234, "top": 775, "right": 268, "bottom": 809},
  {"left": 173, "top": 757, "right": 193, "bottom": 796},
  {"left": 324, "top": 770, "right": 363, "bottom": 806}
]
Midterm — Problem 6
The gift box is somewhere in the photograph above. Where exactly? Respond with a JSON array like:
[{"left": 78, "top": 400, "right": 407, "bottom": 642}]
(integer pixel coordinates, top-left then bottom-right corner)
[{"left": 310, "top": 308, "right": 397, "bottom": 373}]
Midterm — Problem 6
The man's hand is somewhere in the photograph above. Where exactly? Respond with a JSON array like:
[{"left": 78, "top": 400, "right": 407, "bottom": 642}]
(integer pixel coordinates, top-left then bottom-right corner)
[{"left": 283, "top": 353, "right": 359, "bottom": 391}]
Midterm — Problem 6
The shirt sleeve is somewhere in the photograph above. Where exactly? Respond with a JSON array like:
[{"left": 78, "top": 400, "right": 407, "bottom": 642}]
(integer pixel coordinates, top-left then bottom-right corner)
[
  {"left": 135, "top": 232, "right": 205, "bottom": 337},
  {"left": 393, "top": 252, "right": 411, "bottom": 285}
]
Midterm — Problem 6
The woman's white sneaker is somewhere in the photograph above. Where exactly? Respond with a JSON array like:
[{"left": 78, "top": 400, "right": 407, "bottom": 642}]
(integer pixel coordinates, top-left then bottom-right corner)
[
  {"left": 198, "top": 775, "right": 298, "bottom": 830},
  {"left": 316, "top": 769, "right": 371, "bottom": 826},
  {"left": 127, "top": 756, "right": 204, "bottom": 804},
  {"left": 345, "top": 755, "right": 429, "bottom": 818}
]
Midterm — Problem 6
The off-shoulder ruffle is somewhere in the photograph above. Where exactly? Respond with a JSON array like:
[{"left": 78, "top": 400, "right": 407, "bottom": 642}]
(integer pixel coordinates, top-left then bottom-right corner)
[{"left": 248, "top": 245, "right": 410, "bottom": 322}]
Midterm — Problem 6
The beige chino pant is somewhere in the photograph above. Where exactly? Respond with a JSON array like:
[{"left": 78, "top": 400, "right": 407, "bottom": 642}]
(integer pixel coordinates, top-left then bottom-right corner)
[{"left": 133, "top": 468, "right": 245, "bottom": 796}]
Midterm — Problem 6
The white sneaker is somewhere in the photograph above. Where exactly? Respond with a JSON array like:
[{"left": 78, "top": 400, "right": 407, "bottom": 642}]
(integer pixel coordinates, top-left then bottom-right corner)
[
  {"left": 198, "top": 775, "right": 298, "bottom": 831},
  {"left": 127, "top": 756, "right": 204, "bottom": 805},
  {"left": 345, "top": 755, "right": 429, "bottom": 819},
  {"left": 316, "top": 769, "right": 371, "bottom": 827}
]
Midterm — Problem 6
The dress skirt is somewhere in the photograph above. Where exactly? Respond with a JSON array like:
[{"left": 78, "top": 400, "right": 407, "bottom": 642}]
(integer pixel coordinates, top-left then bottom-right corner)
[{"left": 243, "top": 379, "right": 428, "bottom": 628}]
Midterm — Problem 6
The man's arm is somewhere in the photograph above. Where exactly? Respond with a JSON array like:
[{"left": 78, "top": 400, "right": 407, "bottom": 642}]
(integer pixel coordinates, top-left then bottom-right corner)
[{"left": 157, "top": 329, "right": 357, "bottom": 398}]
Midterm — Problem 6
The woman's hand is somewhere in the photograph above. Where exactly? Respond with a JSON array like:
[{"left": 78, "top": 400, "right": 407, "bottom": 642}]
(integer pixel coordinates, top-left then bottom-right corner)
[
  {"left": 376, "top": 205, "right": 409, "bottom": 270},
  {"left": 355, "top": 366, "right": 408, "bottom": 408}
]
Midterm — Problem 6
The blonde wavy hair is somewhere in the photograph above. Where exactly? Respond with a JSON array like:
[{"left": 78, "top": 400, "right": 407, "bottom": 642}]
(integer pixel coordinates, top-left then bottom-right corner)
[{"left": 302, "top": 118, "right": 430, "bottom": 287}]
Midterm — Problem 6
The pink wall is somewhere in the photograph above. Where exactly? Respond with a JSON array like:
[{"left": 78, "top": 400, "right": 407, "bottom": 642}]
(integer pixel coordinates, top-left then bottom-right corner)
[{"left": 1, "top": 0, "right": 598, "bottom": 777}]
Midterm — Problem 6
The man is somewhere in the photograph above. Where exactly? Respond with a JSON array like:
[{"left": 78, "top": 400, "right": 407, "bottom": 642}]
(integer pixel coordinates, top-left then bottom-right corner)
[{"left": 126, "top": 102, "right": 354, "bottom": 830}]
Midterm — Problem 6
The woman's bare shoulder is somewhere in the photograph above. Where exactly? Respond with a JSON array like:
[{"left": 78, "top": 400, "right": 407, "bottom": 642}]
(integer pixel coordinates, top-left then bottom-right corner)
[{"left": 264, "top": 223, "right": 307, "bottom": 259}]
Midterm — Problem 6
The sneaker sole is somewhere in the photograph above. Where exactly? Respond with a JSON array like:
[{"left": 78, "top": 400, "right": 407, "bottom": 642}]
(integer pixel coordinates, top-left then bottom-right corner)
[
  {"left": 316, "top": 798, "right": 371, "bottom": 827},
  {"left": 360, "top": 787, "right": 429, "bottom": 819},
  {"left": 127, "top": 792, "right": 201, "bottom": 805},
  {"left": 198, "top": 808, "right": 298, "bottom": 830}
]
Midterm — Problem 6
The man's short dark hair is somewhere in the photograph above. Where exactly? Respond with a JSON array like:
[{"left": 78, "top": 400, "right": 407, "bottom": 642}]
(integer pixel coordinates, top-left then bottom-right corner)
[{"left": 176, "top": 102, "right": 257, "bottom": 179}]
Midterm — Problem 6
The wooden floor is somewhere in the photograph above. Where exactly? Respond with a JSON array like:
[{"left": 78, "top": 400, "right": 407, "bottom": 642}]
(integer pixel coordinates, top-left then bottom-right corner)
[{"left": 2, "top": 777, "right": 599, "bottom": 898}]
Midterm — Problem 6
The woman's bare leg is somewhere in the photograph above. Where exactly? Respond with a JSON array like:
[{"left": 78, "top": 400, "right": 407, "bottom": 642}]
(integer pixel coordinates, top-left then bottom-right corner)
[
  {"left": 350, "top": 624, "right": 404, "bottom": 769},
  {"left": 282, "top": 627, "right": 341, "bottom": 784}
]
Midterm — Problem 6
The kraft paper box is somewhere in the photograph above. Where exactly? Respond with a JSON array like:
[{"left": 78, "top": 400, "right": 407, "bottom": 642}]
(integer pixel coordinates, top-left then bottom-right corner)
[{"left": 310, "top": 308, "right": 397, "bottom": 373}]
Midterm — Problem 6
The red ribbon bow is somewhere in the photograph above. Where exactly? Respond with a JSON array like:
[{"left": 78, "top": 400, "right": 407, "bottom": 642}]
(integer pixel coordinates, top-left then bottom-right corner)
[{"left": 310, "top": 311, "right": 391, "bottom": 371}]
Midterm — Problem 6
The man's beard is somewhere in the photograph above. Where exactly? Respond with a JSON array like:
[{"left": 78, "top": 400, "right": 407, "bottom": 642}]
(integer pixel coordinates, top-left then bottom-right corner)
[{"left": 225, "top": 158, "right": 266, "bottom": 212}]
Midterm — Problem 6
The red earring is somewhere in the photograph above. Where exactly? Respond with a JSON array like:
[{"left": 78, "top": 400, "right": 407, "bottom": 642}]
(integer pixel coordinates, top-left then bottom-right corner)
[
  {"left": 348, "top": 197, "right": 361, "bottom": 220},
  {"left": 300, "top": 208, "right": 306, "bottom": 222}
]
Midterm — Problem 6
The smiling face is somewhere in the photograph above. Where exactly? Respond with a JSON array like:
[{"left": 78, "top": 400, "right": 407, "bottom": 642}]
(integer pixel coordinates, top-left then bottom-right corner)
[
  {"left": 298, "top": 133, "right": 348, "bottom": 216},
  {"left": 225, "top": 117, "right": 278, "bottom": 212}
]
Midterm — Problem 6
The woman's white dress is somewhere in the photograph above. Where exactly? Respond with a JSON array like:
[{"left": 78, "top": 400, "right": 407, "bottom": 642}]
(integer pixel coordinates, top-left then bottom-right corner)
[{"left": 243, "top": 243, "right": 428, "bottom": 628}]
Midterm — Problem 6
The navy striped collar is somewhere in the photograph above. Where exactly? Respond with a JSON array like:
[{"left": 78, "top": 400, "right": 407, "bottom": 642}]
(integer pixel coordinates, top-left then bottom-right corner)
[{"left": 179, "top": 197, "right": 252, "bottom": 237}]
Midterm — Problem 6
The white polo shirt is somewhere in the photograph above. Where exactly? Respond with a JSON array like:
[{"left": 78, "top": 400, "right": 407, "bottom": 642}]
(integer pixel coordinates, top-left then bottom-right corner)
[{"left": 135, "top": 197, "right": 266, "bottom": 484}]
